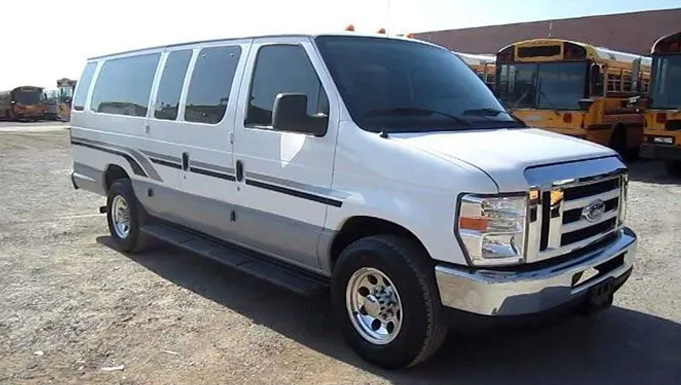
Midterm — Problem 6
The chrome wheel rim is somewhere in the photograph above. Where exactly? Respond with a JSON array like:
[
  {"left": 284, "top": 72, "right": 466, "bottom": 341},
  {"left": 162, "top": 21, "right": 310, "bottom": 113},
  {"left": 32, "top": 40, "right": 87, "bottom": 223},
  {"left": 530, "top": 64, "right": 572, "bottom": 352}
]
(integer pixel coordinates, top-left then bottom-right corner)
[
  {"left": 346, "top": 267, "right": 403, "bottom": 345},
  {"left": 111, "top": 195, "right": 131, "bottom": 239}
]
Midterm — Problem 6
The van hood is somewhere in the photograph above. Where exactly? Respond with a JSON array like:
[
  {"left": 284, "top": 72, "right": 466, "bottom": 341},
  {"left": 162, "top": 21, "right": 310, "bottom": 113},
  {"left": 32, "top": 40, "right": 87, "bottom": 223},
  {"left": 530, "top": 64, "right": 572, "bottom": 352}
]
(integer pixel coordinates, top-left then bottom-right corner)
[{"left": 391, "top": 128, "right": 616, "bottom": 192}]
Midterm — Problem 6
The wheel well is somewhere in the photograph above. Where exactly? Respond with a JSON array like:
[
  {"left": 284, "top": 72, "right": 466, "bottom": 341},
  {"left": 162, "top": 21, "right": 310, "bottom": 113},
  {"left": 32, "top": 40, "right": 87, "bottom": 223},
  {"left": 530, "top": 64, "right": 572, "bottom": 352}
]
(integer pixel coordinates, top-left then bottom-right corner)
[
  {"left": 610, "top": 123, "right": 626, "bottom": 142},
  {"left": 104, "top": 165, "right": 129, "bottom": 191},
  {"left": 330, "top": 216, "right": 428, "bottom": 270}
]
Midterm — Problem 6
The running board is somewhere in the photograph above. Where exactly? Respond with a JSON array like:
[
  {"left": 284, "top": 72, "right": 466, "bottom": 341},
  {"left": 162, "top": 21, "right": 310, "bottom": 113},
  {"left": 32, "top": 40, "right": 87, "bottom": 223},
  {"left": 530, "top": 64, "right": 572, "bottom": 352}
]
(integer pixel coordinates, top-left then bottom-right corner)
[{"left": 141, "top": 222, "right": 329, "bottom": 296}]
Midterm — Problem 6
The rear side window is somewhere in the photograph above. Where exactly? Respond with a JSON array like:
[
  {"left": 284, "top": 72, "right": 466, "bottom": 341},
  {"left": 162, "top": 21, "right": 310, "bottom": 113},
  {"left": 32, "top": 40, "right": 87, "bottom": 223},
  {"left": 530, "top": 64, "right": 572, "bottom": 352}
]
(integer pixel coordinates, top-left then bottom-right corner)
[
  {"left": 185, "top": 46, "right": 241, "bottom": 124},
  {"left": 154, "top": 50, "right": 192, "bottom": 120},
  {"left": 90, "top": 53, "right": 160, "bottom": 117},
  {"left": 73, "top": 62, "right": 97, "bottom": 111},
  {"left": 245, "top": 45, "right": 328, "bottom": 127}
]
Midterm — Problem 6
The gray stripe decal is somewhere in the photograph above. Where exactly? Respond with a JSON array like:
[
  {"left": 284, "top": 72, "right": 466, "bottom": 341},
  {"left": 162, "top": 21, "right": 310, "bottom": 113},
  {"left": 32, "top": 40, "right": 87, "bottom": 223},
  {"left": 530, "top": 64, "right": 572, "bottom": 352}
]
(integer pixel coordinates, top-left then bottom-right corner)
[
  {"left": 245, "top": 171, "right": 350, "bottom": 200},
  {"left": 140, "top": 149, "right": 182, "bottom": 164},
  {"left": 190, "top": 160, "right": 235, "bottom": 175},
  {"left": 128, "top": 149, "right": 163, "bottom": 181},
  {"left": 71, "top": 136, "right": 162, "bottom": 181}
]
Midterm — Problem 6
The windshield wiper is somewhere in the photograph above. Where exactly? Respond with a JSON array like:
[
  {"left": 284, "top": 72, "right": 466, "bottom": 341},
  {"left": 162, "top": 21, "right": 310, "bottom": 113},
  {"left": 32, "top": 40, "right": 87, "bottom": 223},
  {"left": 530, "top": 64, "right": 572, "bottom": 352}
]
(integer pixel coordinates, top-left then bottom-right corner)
[
  {"left": 511, "top": 90, "right": 531, "bottom": 110},
  {"left": 535, "top": 80, "right": 561, "bottom": 116},
  {"left": 462, "top": 108, "right": 527, "bottom": 128},
  {"left": 462, "top": 108, "right": 504, "bottom": 116},
  {"left": 362, "top": 107, "right": 472, "bottom": 127}
]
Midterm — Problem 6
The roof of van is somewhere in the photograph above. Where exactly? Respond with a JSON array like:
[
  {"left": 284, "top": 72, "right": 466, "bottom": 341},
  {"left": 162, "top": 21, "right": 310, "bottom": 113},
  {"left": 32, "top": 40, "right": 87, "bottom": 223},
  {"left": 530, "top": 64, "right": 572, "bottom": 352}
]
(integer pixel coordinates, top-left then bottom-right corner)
[{"left": 87, "top": 32, "right": 439, "bottom": 60}]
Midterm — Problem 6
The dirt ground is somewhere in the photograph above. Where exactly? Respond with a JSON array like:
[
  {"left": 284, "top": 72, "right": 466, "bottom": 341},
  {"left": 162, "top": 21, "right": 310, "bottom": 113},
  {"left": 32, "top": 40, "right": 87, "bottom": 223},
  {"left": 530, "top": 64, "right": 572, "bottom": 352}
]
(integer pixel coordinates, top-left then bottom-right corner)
[{"left": 1, "top": 124, "right": 680, "bottom": 385}]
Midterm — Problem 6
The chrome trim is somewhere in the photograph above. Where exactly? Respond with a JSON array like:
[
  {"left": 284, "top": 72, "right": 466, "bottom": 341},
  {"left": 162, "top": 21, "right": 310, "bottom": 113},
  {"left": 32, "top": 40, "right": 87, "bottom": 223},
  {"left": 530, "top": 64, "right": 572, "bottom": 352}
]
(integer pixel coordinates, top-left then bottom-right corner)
[
  {"left": 547, "top": 190, "right": 564, "bottom": 249},
  {"left": 562, "top": 209, "right": 618, "bottom": 233},
  {"left": 563, "top": 189, "right": 620, "bottom": 211},
  {"left": 435, "top": 227, "right": 636, "bottom": 316},
  {"left": 524, "top": 156, "right": 626, "bottom": 189},
  {"left": 522, "top": 156, "right": 627, "bottom": 263},
  {"left": 619, "top": 174, "right": 629, "bottom": 225},
  {"left": 538, "top": 226, "right": 622, "bottom": 260},
  {"left": 525, "top": 189, "right": 542, "bottom": 263}
]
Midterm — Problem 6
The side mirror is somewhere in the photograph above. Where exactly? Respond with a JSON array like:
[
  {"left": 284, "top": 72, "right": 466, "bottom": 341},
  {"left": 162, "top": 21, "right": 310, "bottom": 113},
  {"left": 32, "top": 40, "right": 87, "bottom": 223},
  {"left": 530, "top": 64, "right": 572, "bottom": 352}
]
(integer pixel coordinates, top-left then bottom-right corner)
[
  {"left": 578, "top": 98, "right": 595, "bottom": 111},
  {"left": 272, "top": 93, "right": 327, "bottom": 136}
]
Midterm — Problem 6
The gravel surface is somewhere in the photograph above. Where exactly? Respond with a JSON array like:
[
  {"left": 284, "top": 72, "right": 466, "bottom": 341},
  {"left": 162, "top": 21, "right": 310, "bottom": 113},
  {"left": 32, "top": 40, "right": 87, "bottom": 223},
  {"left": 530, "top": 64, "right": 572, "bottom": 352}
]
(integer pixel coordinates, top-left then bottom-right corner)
[{"left": 1, "top": 124, "right": 680, "bottom": 385}]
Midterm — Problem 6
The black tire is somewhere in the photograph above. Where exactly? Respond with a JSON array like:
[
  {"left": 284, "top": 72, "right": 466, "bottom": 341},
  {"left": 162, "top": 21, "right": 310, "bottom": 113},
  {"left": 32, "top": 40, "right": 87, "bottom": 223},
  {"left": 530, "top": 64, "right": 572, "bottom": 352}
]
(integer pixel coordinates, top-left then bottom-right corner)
[
  {"left": 106, "top": 179, "right": 148, "bottom": 252},
  {"left": 609, "top": 125, "right": 628, "bottom": 159},
  {"left": 331, "top": 235, "right": 447, "bottom": 369},
  {"left": 665, "top": 160, "right": 681, "bottom": 177}
]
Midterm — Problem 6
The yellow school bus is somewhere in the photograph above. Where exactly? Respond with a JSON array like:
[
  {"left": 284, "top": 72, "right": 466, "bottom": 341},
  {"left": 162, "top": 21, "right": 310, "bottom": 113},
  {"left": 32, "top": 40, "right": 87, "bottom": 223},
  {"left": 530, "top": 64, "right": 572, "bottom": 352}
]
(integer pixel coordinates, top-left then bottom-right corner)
[
  {"left": 640, "top": 31, "right": 681, "bottom": 176},
  {"left": 56, "top": 78, "right": 77, "bottom": 121},
  {"left": 0, "top": 86, "right": 47, "bottom": 121},
  {"left": 495, "top": 38, "right": 651, "bottom": 157},
  {"left": 455, "top": 52, "right": 496, "bottom": 89}
]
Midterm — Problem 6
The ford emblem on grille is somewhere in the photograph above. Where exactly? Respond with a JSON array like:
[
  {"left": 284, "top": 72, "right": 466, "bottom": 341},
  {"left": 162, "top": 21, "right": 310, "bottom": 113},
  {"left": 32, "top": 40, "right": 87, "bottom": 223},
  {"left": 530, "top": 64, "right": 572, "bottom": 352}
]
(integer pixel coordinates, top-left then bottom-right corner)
[{"left": 582, "top": 199, "right": 606, "bottom": 222}]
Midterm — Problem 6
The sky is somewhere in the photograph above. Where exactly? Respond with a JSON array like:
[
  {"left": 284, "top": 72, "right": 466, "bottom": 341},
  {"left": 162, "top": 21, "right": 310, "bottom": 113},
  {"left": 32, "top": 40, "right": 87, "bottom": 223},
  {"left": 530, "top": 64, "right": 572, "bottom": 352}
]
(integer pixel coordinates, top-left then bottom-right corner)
[{"left": 1, "top": 0, "right": 679, "bottom": 90}]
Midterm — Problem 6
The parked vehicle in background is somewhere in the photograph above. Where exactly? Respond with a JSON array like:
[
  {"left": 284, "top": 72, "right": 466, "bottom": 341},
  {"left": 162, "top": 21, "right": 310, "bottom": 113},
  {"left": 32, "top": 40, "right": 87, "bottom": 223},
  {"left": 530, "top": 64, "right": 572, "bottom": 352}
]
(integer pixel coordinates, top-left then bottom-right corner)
[
  {"left": 0, "top": 86, "right": 47, "bottom": 121},
  {"left": 495, "top": 39, "right": 650, "bottom": 158},
  {"left": 57, "top": 78, "right": 77, "bottom": 121},
  {"left": 640, "top": 31, "right": 681, "bottom": 176},
  {"left": 69, "top": 33, "right": 636, "bottom": 369},
  {"left": 43, "top": 89, "right": 60, "bottom": 120},
  {"left": 455, "top": 52, "right": 496, "bottom": 89}
]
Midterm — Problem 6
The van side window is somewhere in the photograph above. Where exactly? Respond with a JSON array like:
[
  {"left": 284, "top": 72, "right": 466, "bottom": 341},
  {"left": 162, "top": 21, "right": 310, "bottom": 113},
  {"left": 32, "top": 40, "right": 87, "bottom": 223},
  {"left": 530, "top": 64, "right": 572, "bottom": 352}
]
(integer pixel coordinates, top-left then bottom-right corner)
[
  {"left": 245, "top": 45, "right": 329, "bottom": 128},
  {"left": 185, "top": 46, "right": 242, "bottom": 124},
  {"left": 73, "top": 62, "right": 97, "bottom": 111},
  {"left": 155, "top": 50, "right": 192, "bottom": 120},
  {"left": 90, "top": 53, "right": 160, "bottom": 117}
]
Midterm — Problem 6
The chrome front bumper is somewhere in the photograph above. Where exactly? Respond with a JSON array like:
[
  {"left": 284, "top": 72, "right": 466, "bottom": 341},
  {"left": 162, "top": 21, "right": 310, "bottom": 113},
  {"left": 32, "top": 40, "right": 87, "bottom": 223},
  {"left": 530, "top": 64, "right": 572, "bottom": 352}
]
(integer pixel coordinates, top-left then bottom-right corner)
[{"left": 435, "top": 227, "right": 637, "bottom": 316}]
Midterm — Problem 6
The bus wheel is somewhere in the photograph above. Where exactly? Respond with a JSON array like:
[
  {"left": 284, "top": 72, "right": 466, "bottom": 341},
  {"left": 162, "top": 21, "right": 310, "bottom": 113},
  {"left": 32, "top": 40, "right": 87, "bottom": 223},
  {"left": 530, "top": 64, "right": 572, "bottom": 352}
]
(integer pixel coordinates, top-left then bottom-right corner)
[
  {"left": 609, "top": 125, "right": 628, "bottom": 160},
  {"left": 665, "top": 161, "right": 681, "bottom": 177}
]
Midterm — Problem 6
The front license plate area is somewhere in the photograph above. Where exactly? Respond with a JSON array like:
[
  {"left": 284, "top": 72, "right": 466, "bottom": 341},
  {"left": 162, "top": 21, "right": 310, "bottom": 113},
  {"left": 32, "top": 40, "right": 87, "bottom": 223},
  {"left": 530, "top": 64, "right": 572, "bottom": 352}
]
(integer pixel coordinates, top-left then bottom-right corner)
[{"left": 587, "top": 277, "right": 616, "bottom": 311}]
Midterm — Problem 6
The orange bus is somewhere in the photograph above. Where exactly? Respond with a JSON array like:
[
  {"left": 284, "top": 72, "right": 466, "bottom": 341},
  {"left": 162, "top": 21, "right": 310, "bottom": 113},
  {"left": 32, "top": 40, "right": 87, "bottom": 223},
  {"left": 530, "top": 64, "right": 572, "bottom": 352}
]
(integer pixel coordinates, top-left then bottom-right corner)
[
  {"left": 0, "top": 86, "right": 47, "bottom": 121},
  {"left": 640, "top": 31, "right": 681, "bottom": 176},
  {"left": 495, "top": 38, "right": 650, "bottom": 158}
]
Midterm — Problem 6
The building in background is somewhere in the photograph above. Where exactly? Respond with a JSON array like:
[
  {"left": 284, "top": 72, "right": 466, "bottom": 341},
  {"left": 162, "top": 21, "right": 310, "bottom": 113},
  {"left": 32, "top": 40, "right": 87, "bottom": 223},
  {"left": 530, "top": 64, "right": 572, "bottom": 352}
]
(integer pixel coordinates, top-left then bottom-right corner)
[{"left": 415, "top": 8, "right": 681, "bottom": 55}]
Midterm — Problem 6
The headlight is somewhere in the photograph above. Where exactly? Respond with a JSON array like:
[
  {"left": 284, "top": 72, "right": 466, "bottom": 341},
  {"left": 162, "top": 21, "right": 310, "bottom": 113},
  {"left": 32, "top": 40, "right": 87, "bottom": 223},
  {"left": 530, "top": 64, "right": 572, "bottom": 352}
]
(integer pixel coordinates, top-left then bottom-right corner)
[{"left": 456, "top": 194, "right": 528, "bottom": 266}]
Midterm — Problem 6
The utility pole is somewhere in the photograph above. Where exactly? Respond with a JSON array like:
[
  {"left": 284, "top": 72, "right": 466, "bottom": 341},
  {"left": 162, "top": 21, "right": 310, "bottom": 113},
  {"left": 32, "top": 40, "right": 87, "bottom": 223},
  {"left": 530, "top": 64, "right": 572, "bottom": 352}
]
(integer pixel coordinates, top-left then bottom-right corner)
[{"left": 386, "top": 0, "right": 392, "bottom": 35}]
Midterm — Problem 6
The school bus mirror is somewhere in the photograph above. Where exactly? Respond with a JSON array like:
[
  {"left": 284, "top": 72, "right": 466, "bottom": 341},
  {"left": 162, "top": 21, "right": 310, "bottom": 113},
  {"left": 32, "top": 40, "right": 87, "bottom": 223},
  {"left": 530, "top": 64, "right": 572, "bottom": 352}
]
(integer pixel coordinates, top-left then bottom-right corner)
[{"left": 578, "top": 98, "right": 595, "bottom": 111}]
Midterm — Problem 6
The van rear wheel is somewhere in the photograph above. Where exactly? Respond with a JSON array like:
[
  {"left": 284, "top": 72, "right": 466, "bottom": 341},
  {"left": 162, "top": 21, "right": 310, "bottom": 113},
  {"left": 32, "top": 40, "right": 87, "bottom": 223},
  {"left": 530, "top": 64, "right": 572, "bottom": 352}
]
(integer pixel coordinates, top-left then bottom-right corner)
[
  {"left": 106, "top": 179, "right": 148, "bottom": 252},
  {"left": 331, "top": 235, "right": 447, "bottom": 368}
]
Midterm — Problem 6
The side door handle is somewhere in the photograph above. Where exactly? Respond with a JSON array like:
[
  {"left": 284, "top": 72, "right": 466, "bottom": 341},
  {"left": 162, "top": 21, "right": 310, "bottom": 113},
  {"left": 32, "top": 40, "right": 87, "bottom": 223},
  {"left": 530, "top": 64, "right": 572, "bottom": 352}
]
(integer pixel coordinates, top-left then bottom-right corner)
[
  {"left": 236, "top": 160, "right": 244, "bottom": 182},
  {"left": 182, "top": 152, "right": 189, "bottom": 171}
]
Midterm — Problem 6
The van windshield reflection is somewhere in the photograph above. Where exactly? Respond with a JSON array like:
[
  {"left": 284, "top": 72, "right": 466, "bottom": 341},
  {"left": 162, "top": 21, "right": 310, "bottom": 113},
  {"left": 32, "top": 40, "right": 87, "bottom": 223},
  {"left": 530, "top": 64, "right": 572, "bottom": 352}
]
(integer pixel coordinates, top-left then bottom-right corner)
[{"left": 315, "top": 36, "right": 523, "bottom": 133}]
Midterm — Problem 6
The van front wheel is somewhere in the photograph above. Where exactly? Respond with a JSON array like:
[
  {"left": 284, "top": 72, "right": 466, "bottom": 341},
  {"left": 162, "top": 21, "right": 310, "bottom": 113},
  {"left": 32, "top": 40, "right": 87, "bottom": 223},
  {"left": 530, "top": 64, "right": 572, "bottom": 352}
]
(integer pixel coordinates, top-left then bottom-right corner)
[{"left": 331, "top": 235, "right": 447, "bottom": 369}]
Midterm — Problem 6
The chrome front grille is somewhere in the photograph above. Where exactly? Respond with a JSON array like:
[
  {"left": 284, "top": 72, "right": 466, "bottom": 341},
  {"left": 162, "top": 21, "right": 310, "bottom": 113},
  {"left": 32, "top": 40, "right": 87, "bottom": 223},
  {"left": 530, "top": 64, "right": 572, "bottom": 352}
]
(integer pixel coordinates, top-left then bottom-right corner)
[{"left": 524, "top": 157, "right": 628, "bottom": 263}]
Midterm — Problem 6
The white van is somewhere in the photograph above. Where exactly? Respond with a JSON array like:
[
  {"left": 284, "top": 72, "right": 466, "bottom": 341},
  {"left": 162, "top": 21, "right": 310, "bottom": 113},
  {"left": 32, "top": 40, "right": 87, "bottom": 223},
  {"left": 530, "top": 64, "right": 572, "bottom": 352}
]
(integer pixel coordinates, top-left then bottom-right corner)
[{"left": 70, "top": 33, "right": 637, "bottom": 368}]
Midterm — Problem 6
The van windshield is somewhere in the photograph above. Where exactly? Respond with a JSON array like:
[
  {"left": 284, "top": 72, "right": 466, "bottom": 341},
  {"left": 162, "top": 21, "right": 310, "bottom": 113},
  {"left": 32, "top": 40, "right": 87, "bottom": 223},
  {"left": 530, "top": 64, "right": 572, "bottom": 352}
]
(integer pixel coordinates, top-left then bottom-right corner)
[{"left": 315, "top": 36, "right": 523, "bottom": 133}]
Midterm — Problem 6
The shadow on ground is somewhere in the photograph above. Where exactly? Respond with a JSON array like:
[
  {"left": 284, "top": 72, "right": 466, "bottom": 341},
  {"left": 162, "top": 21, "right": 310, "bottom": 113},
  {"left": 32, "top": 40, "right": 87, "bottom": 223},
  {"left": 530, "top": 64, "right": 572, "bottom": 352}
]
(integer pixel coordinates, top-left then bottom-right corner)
[{"left": 98, "top": 236, "right": 681, "bottom": 385}]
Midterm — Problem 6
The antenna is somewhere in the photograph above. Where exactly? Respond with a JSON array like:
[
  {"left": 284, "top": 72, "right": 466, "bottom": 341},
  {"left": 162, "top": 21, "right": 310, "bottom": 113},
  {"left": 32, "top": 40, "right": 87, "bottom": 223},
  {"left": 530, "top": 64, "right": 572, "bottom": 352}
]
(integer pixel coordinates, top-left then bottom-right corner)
[{"left": 548, "top": 21, "right": 553, "bottom": 38}]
